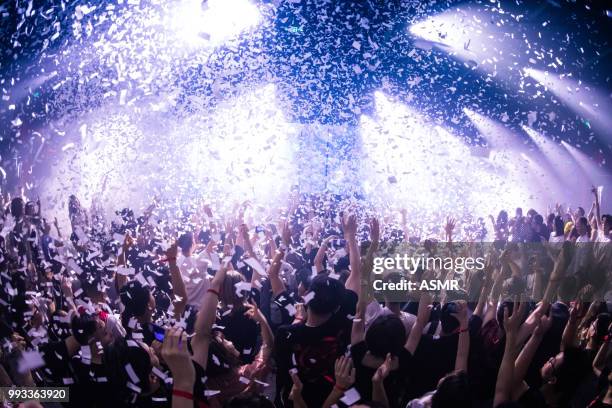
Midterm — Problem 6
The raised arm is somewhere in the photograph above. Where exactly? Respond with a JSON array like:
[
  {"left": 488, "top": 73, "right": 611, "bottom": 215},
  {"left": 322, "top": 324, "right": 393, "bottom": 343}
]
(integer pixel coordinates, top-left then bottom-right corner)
[
  {"left": 593, "top": 329, "right": 611, "bottom": 377},
  {"left": 371, "top": 353, "right": 393, "bottom": 408},
  {"left": 314, "top": 235, "right": 336, "bottom": 274},
  {"left": 493, "top": 299, "right": 525, "bottom": 407},
  {"left": 474, "top": 260, "right": 494, "bottom": 318},
  {"left": 593, "top": 187, "right": 603, "bottom": 232},
  {"left": 512, "top": 312, "right": 552, "bottom": 398},
  {"left": 343, "top": 214, "right": 361, "bottom": 294},
  {"left": 405, "top": 292, "right": 432, "bottom": 354},
  {"left": 162, "top": 327, "right": 196, "bottom": 408},
  {"left": 543, "top": 241, "right": 572, "bottom": 304},
  {"left": 444, "top": 217, "right": 456, "bottom": 253},
  {"left": 239, "top": 223, "right": 257, "bottom": 260},
  {"left": 268, "top": 248, "right": 286, "bottom": 297},
  {"left": 561, "top": 302, "right": 582, "bottom": 351},
  {"left": 167, "top": 243, "right": 187, "bottom": 319},
  {"left": 114, "top": 232, "right": 133, "bottom": 291},
  {"left": 454, "top": 301, "right": 470, "bottom": 372},
  {"left": 191, "top": 262, "right": 229, "bottom": 369},
  {"left": 322, "top": 356, "right": 355, "bottom": 408},
  {"left": 352, "top": 219, "right": 380, "bottom": 345},
  {"left": 244, "top": 300, "right": 274, "bottom": 360}
]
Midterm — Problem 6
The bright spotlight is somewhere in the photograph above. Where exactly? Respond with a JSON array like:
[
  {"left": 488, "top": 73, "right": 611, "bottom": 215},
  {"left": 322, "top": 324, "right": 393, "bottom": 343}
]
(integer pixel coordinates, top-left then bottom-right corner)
[
  {"left": 170, "top": 0, "right": 262, "bottom": 46},
  {"left": 409, "top": 14, "right": 469, "bottom": 52},
  {"left": 359, "top": 91, "right": 544, "bottom": 219},
  {"left": 521, "top": 125, "right": 589, "bottom": 184},
  {"left": 408, "top": 5, "right": 522, "bottom": 76},
  {"left": 561, "top": 141, "right": 610, "bottom": 187},
  {"left": 463, "top": 108, "right": 524, "bottom": 153},
  {"left": 523, "top": 68, "right": 612, "bottom": 139}
]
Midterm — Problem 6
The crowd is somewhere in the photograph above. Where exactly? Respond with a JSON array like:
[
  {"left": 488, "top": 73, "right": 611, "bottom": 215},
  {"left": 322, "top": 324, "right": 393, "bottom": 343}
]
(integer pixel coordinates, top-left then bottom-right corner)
[{"left": 0, "top": 189, "right": 611, "bottom": 408}]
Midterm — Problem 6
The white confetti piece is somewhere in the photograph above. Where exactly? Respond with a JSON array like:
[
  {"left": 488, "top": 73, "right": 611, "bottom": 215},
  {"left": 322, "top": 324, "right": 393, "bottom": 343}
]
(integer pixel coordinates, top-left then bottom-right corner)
[{"left": 17, "top": 351, "right": 45, "bottom": 374}]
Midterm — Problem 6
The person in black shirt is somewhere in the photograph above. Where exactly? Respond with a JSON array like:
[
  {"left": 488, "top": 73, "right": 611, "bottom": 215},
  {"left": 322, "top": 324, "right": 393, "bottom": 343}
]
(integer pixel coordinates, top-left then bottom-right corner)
[{"left": 275, "top": 274, "right": 357, "bottom": 408}]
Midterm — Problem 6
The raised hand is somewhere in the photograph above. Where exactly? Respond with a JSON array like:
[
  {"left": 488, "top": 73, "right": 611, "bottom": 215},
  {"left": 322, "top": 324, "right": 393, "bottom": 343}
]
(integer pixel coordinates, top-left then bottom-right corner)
[
  {"left": 281, "top": 221, "right": 292, "bottom": 246},
  {"left": 444, "top": 217, "right": 456, "bottom": 238},
  {"left": 451, "top": 300, "right": 469, "bottom": 329},
  {"left": 61, "top": 277, "right": 74, "bottom": 299},
  {"left": 289, "top": 370, "right": 304, "bottom": 402},
  {"left": 503, "top": 298, "right": 527, "bottom": 337},
  {"left": 416, "top": 292, "right": 433, "bottom": 326},
  {"left": 123, "top": 232, "right": 134, "bottom": 251},
  {"left": 166, "top": 242, "right": 178, "bottom": 261},
  {"left": 161, "top": 327, "right": 195, "bottom": 391},
  {"left": 243, "top": 300, "right": 265, "bottom": 323},
  {"left": 334, "top": 355, "right": 356, "bottom": 390},
  {"left": 372, "top": 353, "right": 393, "bottom": 384},
  {"left": 533, "top": 313, "right": 553, "bottom": 338},
  {"left": 342, "top": 213, "right": 357, "bottom": 240}
]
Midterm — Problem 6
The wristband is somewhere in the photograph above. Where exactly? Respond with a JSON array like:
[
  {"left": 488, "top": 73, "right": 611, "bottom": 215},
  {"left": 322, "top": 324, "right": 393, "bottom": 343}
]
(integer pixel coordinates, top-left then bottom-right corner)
[
  {"left": 172, "top": 389, "right": 194, "bottom": 400},
  {"left": 207, "top": 288, "right": 220, "bottom": 297},
  {"left": 334, "top": 384, "right": 347, "bottom": 392},
  {"left": 459, "top": 327, "right": 469, "bottom": 333}
]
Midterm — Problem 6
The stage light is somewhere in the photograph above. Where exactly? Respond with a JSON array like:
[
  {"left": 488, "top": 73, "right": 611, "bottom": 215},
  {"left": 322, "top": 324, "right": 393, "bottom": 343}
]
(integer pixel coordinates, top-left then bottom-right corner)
[
  {"left": 521, "top": 125, "right": 590, "bottom": 192},
  {"left": 169, "top": 0, "right": 262, "bottom": 47},
  {"left": 408, "top": 5, "right": 523, "bottom": 76},
  {"left": 40, "top": 84, "right": 297, "bottom": 224},
  {"left": 561, "top": 141, "right": 610, "bottom": 187},
  {"left": 409, "top": 13, "right": 470, "bottom": 53},
  {"left": 521, "top": 125, "right": 570, "bottom": 163},
  {"left": 359, "top": 91, "right": 540, "bottom": 220},
  {"left": 463, "top": 108, "right": 526, "bottom": 153},
  {"left": 523, "top": 68, "right": 612, "bottom": 139}
]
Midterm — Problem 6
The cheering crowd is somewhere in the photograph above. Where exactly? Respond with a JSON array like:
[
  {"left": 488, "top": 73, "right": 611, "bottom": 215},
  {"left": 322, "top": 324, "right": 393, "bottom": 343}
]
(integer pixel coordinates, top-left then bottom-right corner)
[{"left": 0, "top": 189, "right": 611, "bottom": 408}]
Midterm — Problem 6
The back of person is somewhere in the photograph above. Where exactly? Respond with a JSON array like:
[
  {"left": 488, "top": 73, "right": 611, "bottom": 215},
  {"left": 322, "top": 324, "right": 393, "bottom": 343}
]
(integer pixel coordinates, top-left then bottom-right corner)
[{"left": 274, "top": 275, "right": 356, "bottom": 407}]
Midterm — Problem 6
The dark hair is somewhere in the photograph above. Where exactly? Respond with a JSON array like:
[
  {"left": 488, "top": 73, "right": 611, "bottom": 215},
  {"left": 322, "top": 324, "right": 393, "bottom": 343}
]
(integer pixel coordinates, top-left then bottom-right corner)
[
  {"left": 497, "top": 210, "right": 508, "bottom": 226},
  {"left": 440, "top": 302, "right": 460, "bottom": 334},
  {"left": 177, "top": 232, "right": 194, "bottom": 253},
  {"left": 295, "top": 266, "right": 312, "bottom": 291},
  {"left": 105, "top": 340, "right": 152, "bottom": 400},
  {"left": 553, "top": 347, "right": 589, "bottom": 395},
  {"left": 206, "top": 336, "right": 240, "bottom": 377},
  {"left": 307, "top": 275, "right": 344, "bottom": 315},
  {"left": 534, "top": 214, "right": 544, "bottom": 225},
  {"left": 120, "top": 281, "right": 151, "bottom": 320},
  {"left": 10, "top": 197, "right": 24, "bottom": 220},
  {"left": 431, "top": 370, "right": 471, "bottom": 408},
  {"left": 602, "top": 214, "right": 612, "bottom": 228},
  {"left": 71, "top": 313, "right": 98, "bottom": 345},
  {"left": 496, "top": 301, "right": 532, "bottom": 333},
  {"left": 594, "top": 313, "right": 611, "bottom": 343},
  {"left": 223, "top": 394, "right": 275, "bottom": 408},
  {"left": 81, "top": 275, "right": 104, "bottom": 295},
  {"left": 553, "top": 216, "right": 564, "bottom": 236},
  {"left": 366, "top": 314, "right": 406, "bottom": 358}
]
